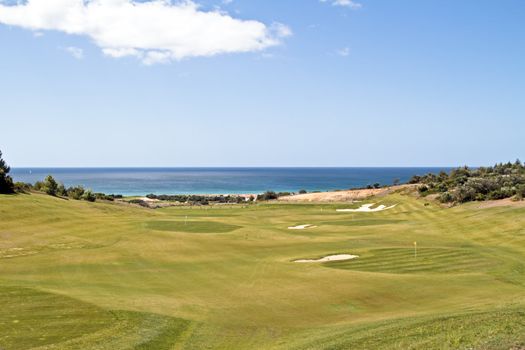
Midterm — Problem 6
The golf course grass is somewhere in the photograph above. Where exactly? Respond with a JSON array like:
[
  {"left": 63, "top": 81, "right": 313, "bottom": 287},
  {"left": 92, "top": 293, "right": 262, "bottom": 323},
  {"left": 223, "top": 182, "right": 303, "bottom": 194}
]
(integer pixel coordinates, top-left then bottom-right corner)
[
  {"left": 1, "top": 192, "right": 525, "bottom": 349},
  {"left": 146, "top": 220, "right": 241, "bottom": 233}
]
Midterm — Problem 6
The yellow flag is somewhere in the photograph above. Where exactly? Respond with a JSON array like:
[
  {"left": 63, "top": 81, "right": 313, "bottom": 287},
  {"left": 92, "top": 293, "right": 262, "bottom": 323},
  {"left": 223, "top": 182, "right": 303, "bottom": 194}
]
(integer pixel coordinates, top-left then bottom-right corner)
[{"left": 414, "top": 242, "right": 417, "bottom": 246}]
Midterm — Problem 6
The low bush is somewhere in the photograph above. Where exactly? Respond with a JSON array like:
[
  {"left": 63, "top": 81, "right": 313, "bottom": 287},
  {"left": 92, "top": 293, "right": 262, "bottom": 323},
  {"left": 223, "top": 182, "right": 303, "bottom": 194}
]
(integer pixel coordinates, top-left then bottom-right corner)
[
  {"left": 67, "top": 186, "right": 85, "bottom": 200},
  {"left": 14, "top": 182, "right": 33, "bottom": 193},
  {"left": 414, "top": 160, "right": 525, "bottom": 204},
  {"left": 258, "top": 191, "right": 278, "bottom": 201},
  {"left": 82, "top": 190, "right": 96, "bottom": 202}
]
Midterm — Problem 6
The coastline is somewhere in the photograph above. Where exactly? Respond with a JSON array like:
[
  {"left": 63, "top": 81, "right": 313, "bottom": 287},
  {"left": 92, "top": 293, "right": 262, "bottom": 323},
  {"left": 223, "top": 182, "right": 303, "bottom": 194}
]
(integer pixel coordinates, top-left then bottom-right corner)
[{"left": 10, "top": 167, "right": 450, "bottom": 197}]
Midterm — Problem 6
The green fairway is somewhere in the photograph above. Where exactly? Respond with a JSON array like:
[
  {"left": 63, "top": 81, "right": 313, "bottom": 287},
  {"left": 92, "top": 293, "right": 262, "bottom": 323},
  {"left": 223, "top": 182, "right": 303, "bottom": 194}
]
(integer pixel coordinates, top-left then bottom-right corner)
[
  {"left": 1, "top": 192, "right": 525, "bottom": 349},
  {"left": 325, "top": 247, "right": 495, "bottom": 274},
  {"left": 0, "top": 286, "right": 191, "bottom": 350},
  {"left": 146, "top": 220, "right": 241, "bottom": 233}
]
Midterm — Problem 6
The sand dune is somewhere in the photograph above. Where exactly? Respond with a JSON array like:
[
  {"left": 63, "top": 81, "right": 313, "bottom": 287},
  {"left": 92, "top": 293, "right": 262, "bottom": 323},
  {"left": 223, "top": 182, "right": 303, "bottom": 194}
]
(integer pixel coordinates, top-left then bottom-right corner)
[{"left": 278, "top": 185, "right": 412, "bottom": 203}]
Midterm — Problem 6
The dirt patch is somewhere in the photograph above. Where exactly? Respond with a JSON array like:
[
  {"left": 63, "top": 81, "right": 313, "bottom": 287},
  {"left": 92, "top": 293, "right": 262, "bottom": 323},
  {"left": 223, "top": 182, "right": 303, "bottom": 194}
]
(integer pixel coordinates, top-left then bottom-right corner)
[
  {"left": 476, "top": 198, "right": 525, "bottom": 209},
  {"left": 278, "top": 185, "right": 413, "bottom": 203}
]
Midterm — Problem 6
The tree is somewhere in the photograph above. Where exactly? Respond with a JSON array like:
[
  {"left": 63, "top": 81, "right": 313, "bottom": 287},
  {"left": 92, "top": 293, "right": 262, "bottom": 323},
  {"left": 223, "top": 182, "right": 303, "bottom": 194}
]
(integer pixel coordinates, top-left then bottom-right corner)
[
  {"left": 43, "top": 175, "right": 58, "bottom": 196},
  {"left": 0, "top": 150, "right": 14, "bottom": 194},
  {"left": 57, "top": 183, "right": 67, "bottom": 197}
]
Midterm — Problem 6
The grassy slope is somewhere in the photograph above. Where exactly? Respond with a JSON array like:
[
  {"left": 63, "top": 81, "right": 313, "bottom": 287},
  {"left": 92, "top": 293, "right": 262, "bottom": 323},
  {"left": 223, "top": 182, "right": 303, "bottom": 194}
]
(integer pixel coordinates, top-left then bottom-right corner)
[{"left": 1, "top": 193, "right": 525, "bottom": 349}]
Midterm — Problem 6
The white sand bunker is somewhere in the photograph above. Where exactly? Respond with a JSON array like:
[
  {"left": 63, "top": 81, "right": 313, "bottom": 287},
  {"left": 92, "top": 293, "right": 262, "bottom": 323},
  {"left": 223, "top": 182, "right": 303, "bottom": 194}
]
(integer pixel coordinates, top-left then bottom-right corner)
[
  {"left": 336, "top": 203, "right": 397, "bottom": 213},
  {"left": 288, "top": 224, "right": 317, "bottom": 230},
  {"left": 294, "top": 254, "right": 359, "bottom": 263}
]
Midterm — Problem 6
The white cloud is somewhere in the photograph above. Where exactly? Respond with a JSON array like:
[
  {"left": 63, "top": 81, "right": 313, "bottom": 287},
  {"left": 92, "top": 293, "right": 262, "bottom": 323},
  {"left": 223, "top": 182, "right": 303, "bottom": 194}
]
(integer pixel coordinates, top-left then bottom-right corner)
[
  {"left": 0, "top": 0, "right": 291, "bottom": 64},
  {"left": 336, "top": 47, "right": 350, "bottom": 57},
  {"left": 333, "top": 0, "right": 362, "bottom": 8},
  {"left": 271, "top": 22, "right": 293, "bottom": 38},
  {"left": 320, "top": 0, "right": 362, "bottom": 9},
  {"left": 65, "top": 46, "right": 84, "bottom": 59}
]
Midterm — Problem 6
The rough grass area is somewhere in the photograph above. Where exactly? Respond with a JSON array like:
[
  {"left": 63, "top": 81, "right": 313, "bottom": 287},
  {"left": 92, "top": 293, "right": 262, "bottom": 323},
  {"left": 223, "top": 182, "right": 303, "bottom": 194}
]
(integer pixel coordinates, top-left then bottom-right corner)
[
  {"left": 146, "top": 220, "right": 241, "bottom": 233},
  {"left": 279, "top": 309, "right": 525, "bottom": 350}
]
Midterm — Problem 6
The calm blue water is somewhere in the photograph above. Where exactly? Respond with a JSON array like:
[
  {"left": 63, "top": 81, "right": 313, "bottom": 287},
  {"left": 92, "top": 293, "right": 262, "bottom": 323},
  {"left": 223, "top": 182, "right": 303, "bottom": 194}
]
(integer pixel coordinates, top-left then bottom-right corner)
[{"left": 10, "top": 168, "right": 449, "bottom": 196}]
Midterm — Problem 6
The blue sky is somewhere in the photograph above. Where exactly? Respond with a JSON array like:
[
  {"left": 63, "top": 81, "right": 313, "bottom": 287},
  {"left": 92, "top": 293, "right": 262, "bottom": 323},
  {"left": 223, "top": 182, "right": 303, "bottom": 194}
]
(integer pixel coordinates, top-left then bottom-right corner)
[{"left": 1, "top": 0, "right": 524, "bottom": 167}]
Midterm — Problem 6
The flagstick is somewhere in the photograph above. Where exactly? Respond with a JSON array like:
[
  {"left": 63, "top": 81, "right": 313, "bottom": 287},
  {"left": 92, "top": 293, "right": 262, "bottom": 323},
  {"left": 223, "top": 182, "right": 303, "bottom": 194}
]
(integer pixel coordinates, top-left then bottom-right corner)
[{"left": 414, "top": 241, "right": 417, "bottom": 259}]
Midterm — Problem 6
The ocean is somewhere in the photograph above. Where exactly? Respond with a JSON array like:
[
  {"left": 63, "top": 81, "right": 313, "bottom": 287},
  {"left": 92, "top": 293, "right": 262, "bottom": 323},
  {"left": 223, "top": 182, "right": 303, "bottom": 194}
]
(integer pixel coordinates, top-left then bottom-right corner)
[{"left": 10, "top": 167, "right": 450, "bottom": 196}]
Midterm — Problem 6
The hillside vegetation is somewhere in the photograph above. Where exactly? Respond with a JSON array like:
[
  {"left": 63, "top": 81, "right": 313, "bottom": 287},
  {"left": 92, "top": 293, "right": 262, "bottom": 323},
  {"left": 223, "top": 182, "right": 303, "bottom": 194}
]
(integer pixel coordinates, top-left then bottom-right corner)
[
  {"left": 412, "top": 160, "right": 525, "bottom": 203},
  {"left": 1, "top": 192, "right": 525, "bottom": 349}
]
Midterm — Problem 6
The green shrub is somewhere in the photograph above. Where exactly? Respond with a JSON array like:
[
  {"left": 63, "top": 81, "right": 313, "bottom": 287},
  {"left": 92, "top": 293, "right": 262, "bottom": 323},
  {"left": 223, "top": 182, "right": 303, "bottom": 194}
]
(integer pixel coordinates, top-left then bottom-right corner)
[
  {"left": 82, "top": 190, "right": 96, "bottom": 202},
  {"left": 259, "top": 191, "right": 279, "bottom": 201},
  {"left": 516, "top": 185, "right": 525, "bottom": 200},
  {"left": 67, "top": 186, "right": 85, "bottom": 200},
  {"left": 456, "top": 186, "right": 477, "bottom": 203},
  {"left": 33, "top": 181, "right": 44, "bottom": 191},
  {"left": 0, "top": 150, "right": 15, "bottom": 194},
  {"left": 438, "top": 192, "right": 454, "bottom": 203},
  {"left": 413, "top": 161, "right": 525, "bottom": 204},
  {"left": 129, "top": 199, "right": 149, "bottom": 207},
  {"left": 94, "top": 193, "right": 115, "bottom": 201},
  {"left": 408, "top": 175, "right": 422, "bottom": 184},
  {"left": 475, "top": 193, "right": 486, "bottom": 201},
  {"left": 57, "top": 183, "right": 67, "bottom": 197},
  {"left": 418, "top": 185, "right": 429, "bottom": 194},
  {"left": 14, "top": 182, "right": 32, "bottom": 193},
  {"left": 43, "top": 175, "right": 58, "bottom": 196}
]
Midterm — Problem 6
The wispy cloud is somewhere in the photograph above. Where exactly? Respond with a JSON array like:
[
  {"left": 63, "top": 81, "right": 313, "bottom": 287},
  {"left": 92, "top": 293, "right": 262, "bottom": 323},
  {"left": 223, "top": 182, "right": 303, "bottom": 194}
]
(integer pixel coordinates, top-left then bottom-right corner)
[
  {"left": 65, "top": 46, "right": 84, "bottom": 60},
  {"left": 336, "top": 47, "right": 350, "bottom": 57},
  {"left": 0, "top": 0, "right": 291, "bottom": 64},
  {"left": 320, "top": 0, "right": 362, "bottom": 9}
]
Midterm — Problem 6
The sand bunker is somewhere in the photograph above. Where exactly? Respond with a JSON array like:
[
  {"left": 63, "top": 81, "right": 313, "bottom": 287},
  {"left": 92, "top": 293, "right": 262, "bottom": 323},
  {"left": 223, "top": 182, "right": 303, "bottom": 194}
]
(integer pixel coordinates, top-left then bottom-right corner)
[
  {"left": 288, "top": 224, "right": 317, "bottom": 230},
  {"left": 294, "top": 254, "right": 359, "bottom": 263},
  {"left": 336, "top": 203, "right": 397, "bottom": 213},
  {"left": 139, "top": 197, "right": 160, "bottom": 203}
]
